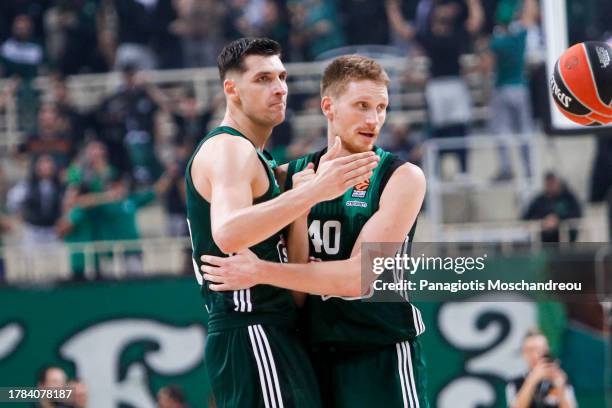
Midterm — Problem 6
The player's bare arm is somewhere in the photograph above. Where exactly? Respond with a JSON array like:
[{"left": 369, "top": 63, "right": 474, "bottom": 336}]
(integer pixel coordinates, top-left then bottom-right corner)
[
  {"left": 201, "top": 162, "right": 426, "bottom": 296},
  {"left": 284, "top": 162, "right": 315, "bottom": 306},
  {"left": 193, "top": 135, "right": 379, "bottom": 254}
]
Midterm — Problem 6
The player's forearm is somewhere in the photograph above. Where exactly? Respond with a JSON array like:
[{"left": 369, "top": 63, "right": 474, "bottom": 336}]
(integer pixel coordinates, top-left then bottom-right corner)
[
  {"left": 213, "top": 185, "right": 317, "bottom": 254},
  {"left": 259, "top": 256, "right": 361, "bottom": 297}
]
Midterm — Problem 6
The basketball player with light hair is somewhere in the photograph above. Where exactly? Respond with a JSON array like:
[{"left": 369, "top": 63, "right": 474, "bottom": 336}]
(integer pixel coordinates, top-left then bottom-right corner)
[{"left": 201, "top": 54, "right": 429, "bottom": 407}]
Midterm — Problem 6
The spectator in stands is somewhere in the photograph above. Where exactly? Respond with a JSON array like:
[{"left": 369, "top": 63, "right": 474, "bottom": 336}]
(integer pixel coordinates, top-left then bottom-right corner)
[
  {"left": 157, "top": 384, "right": 188, "bottom": 408},
  {"left": 0, "top": 14, "right": 44, "bottom": 80},
  {"left": 411, "top": 0, "right": 484, "bottom": 176},
  {"left": 50, "top": 75, "right": 85, "bottom": 146},
  {"left": 60, "top": 170, "right": 171, "bottom": 277},
  {"left": 163, "top": 145, "right": 188, "bottom": 237},
  {"left": 112, "top": 0, "right": 158, "bottom": 71},
  {"left": 522, "top": 172, "right": 582, "bottom": 243},
  {"left": 35, "top": 365, "right": 71, "bottom": 408},
  {"left": 481, "top": 0, "right": 538, "bottom": 181},
  {"left": 59, "top": 140, "right": 117, "bottom": 279},
  {"left": 171, "top": 89, "right": 217, "bottom": 150},
  {"left": 59, "top": 139, "right": 124, "bottom": 279},
  {"left": 225, "top": 0, "right": 289, "bottom": 52},
  {"left": 150, "top": 0, "right": 182, "bottom": 70},
  {"left": 17, "top": 102, "right": 76, "bottom": 170},
  {"left": 506, "top": 328, "right": 577, "bottom": 408},
  {"left": 7, "top": 154, "right": 64, "bottom": 246},
  {"left": 340, "top": 0, "right": 389, "bottom": 46},
  {"left": 385, "top": 0, "right": 420, "bottom": 54},
  {"left": 288, "top": 0, "right": 345, "bottom": 60},
  {"left": 170, "top": 0, "right": 226, "bottom": 68},
  {"left": 87, "top": 27, "right": 115, "bottom": 73},
  {"left": 94, "top": 64, "right": 163, "bottom": 185},
  {"left": 44, "top": 0, "right": 99, "bottom": 75},
  {"left": 65, "top": 139, "right": 121, "bottom": 207},
  {"left": 98, "top": 171, "right": 172, "bottom": 275}
]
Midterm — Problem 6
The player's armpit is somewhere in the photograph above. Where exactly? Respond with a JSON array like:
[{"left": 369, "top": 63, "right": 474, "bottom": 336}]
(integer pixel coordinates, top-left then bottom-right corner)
[{"left": 275, "top": 163, "right": 289, "bottom": 192}]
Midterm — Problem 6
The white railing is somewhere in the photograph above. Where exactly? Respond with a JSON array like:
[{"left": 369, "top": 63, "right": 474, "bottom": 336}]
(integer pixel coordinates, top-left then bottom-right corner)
[
  {"left": 0, "top": 216, "right": 603, "bottom": 286},
  {"left": 422, "top": 134, "right": 544, "bottom": 240},
  {"left": 1, "top": 236, "right": 193, "bottom": 284}
]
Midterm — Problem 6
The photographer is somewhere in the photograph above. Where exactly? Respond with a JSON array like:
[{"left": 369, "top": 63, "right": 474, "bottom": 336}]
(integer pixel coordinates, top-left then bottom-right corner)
[{"left": 506, "top": 329, "right": 577, "bottom": 408}]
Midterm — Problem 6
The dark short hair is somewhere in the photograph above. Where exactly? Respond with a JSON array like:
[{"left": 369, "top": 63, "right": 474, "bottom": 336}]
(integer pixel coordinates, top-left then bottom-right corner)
[
  {"left": 321, "top": 55, "right": 389, "bottom": 97},
  {"left": 217, "top": 37, "right": 282, "bottom": 80}
]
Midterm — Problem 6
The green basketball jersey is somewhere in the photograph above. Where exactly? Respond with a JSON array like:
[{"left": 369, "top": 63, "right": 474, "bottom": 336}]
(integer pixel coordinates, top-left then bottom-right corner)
[
  {"left": 286, "top": 147, "right": 425, "bottom": 351},
  {"left": 185, "top": 126, "right": 296, "bottom": 333}
]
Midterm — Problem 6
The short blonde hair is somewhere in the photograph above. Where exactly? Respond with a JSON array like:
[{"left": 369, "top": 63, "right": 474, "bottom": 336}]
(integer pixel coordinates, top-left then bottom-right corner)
[{"left": 320, "top": 55, "right": 390, "bottom": 97}]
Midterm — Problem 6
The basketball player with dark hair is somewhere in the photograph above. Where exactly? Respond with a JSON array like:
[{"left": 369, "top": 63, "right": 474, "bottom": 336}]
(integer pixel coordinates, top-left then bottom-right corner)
[
  {"left": 201, "top": 54, "right": 428, "bottom": 407},
  {"left": 185, "top": 38, "right": 378, "bottom": 407}
]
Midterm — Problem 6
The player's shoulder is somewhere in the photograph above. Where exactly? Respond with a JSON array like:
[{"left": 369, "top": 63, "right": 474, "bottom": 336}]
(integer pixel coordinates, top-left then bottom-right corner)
[
  {"left": 393, "top": 162, "right": 425, "bottom": 181},
  {"left": 199, "top": 131, "right": 255, "bottom": 154},
  {"left": 193, "top": 132, "right": 258, "bottom": 167},
  {"left": 394, "top": 162, "right": 425, "bottom": 182},
  {"left": 383, "top": 162, "right": 426, "bottom": 197}
]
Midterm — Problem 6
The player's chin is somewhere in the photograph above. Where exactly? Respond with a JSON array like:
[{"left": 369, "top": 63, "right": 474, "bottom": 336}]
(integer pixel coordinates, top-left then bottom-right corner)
[
  {"left": 348, "top": 142, "right": 374, "bottom": 154},
  {"left": 269, "top": 110, "right": 286, "bottom": 124},
  {"left": 357, "top": 137, "right": 377, "bottom": 151},
  {"left": 270, "top": 116, "right": 285, "bottom": 127}
]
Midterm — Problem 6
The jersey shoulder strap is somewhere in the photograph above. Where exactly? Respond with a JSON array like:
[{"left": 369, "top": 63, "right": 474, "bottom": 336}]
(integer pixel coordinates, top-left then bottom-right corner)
[
  {"left": 186, "top": 125, "right": 278, "bottom": 203},
  {"left": 284, "top": 148, "right": 326, "bottom": 191},
  {"left": 376, "top": 150, "right": 418, "bottom": 242}
]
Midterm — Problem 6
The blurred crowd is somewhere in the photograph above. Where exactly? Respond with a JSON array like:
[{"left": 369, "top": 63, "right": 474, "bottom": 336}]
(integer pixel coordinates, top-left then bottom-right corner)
[
  {"left": 1, "top": 0, "right": 611, "bottom": 76},
  {"left": 35, "top": 365, "right": 190, "bottom": 408},
  {"left": 1, "top": 0, "right": 612, "bottom": 280}
]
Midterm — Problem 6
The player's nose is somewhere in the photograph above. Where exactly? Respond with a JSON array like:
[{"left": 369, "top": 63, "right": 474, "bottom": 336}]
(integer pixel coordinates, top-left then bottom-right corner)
[{"left": 273, "top": 78, "right": 287, "bottom": 96}]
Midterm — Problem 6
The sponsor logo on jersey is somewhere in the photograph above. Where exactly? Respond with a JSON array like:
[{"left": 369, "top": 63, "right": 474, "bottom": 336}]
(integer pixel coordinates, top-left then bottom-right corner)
[
  {"left": 351, "top": 179, "right": 370, "bottom": 198},
  {"left": 346, "top": 200, "right": 367, "bottom": 208},
  {"left": 596, "top": 46, "right": 610, "bottom": 68}
]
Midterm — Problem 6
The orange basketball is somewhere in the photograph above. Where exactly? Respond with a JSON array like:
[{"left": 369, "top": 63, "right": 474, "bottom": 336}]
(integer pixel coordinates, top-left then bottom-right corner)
[{"left": 550, "top": 41, "right": 612, "bottom": 126}]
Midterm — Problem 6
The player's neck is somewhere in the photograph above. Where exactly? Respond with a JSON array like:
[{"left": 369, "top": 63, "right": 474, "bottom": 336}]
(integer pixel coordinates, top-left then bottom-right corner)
[{"left": 221, "top": 110, "right": 271, "bottom": 150}]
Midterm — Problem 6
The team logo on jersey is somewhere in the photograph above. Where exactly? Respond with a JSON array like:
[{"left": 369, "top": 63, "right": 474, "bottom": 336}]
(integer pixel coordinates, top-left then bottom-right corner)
[{"left": 351, "top": 179, "right": 370, "bottom": 198}]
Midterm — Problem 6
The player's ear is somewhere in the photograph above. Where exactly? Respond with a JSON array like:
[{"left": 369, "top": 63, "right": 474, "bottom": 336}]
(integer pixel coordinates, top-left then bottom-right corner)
[
  {"left": 223, "top": 78, "right": 239, "bottom": 101},
  {"left": 321, "top": 96, "right": 333, "bottom": 120}
]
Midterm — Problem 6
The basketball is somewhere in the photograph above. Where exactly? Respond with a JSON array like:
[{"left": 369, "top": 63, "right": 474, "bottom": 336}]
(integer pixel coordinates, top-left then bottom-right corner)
[{"left": 550, "top": 41, "right": 612, "bottom": 126}]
